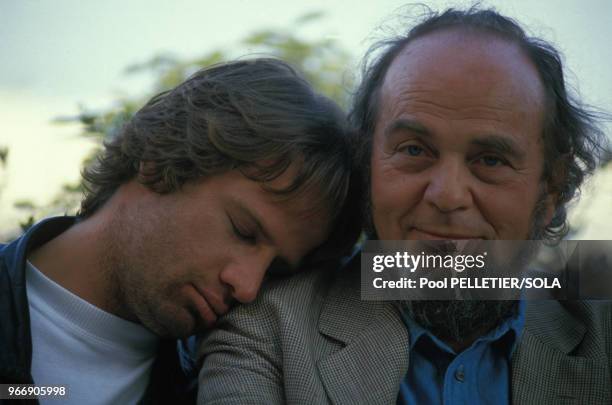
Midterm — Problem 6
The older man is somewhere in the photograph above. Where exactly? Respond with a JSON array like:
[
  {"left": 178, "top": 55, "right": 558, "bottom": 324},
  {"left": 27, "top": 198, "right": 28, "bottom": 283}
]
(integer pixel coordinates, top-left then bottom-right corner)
[
  {"left": 198, "top": 8, "right": 611, "bottom": 405},
  {"left": 0, "top": 59, "right": 359, "bottom": 404}
]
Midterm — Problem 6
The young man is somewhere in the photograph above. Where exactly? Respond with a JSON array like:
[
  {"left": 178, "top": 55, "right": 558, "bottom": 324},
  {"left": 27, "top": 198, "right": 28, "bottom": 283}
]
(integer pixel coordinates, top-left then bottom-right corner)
[{"left": 0, "top": 58, "right": 360, "bottom": 404}]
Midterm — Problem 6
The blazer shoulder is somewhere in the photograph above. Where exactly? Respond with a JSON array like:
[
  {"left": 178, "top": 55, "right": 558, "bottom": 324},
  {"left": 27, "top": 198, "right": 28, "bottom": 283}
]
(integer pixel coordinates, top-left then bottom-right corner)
[
  {"left": 260, "top": 265, "right": 339, "bottom": 305},
  {"left": 206, "top": 264, "right": 344, "bottom": 338}
]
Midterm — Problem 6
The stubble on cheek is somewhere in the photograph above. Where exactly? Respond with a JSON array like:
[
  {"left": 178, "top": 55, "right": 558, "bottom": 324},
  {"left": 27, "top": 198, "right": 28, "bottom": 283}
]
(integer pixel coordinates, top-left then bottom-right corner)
[
  {"left": 102, "top": 210, "right": 196, "bottom": 337},
  {"left": 123, "top": 270, "right": 198, "bottom": 338}
]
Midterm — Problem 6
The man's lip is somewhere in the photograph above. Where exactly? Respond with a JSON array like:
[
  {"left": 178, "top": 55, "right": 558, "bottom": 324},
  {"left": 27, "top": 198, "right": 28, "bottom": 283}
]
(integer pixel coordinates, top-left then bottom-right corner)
[
  {"left": 410, "top": 228, "right": 483, "bottom": 240},
  {"left": 192, "top": 284, "right": 230, "bottom": 317},
  {"left": 188, "top": 287, "right": 217, "bottom": 329}
]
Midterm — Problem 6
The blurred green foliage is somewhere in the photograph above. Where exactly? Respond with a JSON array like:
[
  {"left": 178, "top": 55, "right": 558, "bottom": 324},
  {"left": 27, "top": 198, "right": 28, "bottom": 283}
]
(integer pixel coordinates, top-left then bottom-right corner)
[
  {"left": 0, "top": 146, "right": 8, "bottom": 203},
  {"left": 15, "top": 12, "right": 354, "bottom": 232},
  {"left": 0, "top": 147, "right": 8, "bottom": 167}
]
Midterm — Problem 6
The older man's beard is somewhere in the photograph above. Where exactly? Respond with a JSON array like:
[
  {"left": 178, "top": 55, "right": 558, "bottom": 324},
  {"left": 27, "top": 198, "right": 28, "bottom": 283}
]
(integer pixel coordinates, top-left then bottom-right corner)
[
  {"left": 398, "top": 300, "right": 517, "bottom": 344},
  {"left": 367, "top": 182, "right": 551, "bottom": 345}
]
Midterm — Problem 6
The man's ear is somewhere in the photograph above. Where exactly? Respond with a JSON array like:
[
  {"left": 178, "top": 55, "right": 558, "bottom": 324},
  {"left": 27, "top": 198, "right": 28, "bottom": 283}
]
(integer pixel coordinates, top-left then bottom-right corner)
[
  {"left": 542, "top": 157, "right": 568, "bottom": 227},
  {"left": 137, "top": 161, "right": 166, "bottom": 193},
  {"left": 542, "top": 192, "right": 557, "bottom": 227},
  {"left": 138, "top": 161, "right": 154, "bottom": 181}
]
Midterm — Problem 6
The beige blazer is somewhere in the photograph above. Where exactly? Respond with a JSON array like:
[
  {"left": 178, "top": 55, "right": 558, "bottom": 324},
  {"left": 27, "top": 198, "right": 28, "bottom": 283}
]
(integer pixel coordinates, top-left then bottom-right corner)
[{"left": 198, "top": 260, "right": 612, "bottom": 404}]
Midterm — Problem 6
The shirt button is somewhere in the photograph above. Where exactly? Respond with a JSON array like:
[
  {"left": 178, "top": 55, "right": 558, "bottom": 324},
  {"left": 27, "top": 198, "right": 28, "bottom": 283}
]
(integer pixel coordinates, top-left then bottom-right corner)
[{"left": 454, "top": 365, "right": 465, "bottom": 382}]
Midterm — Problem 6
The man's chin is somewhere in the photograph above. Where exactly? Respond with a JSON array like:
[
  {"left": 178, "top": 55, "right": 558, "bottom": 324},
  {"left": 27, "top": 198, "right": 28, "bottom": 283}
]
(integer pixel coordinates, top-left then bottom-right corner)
[
  {"left": 141, "top": 309, "right": 200, "bottom": 339},
  {"left": 399, "top": 300, "right": 517, "bottom": 346}
]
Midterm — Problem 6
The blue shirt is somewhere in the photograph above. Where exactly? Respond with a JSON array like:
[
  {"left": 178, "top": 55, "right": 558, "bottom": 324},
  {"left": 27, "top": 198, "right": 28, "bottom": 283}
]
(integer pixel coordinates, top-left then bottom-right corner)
[{"left": 397, "top": 301, "right": 525, "bottom": 405}]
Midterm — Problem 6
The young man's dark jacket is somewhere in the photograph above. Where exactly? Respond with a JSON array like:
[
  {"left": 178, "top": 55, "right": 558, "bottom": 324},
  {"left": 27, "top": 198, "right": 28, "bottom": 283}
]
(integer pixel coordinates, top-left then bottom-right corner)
[{"left": 0, "top": 216, "right": 196, "bottom": 404}]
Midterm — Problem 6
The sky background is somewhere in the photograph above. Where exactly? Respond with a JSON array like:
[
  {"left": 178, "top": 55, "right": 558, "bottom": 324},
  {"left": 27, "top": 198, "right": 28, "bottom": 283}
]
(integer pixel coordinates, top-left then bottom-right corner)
[{"left": 1, "top": 0, "right": 611, "bottom": 238}]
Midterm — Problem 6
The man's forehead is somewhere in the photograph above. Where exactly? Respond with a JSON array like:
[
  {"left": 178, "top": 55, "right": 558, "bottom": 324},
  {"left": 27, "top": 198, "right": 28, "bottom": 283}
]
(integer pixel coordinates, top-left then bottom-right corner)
[
  {"left": 380, "top": 28, "right": 545, "bottom": 111},
  {"left": 255, "top": 162, "right": 332, "bottom": 217},
  {"left": 258, "top": 183, "right": 332, "bottom": 257}
]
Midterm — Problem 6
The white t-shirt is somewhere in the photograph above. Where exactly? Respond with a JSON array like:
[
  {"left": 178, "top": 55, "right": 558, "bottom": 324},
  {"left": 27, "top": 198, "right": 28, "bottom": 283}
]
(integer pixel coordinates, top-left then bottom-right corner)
[{"left": 26, "top": 261, "right": 159, "bottom": 405}]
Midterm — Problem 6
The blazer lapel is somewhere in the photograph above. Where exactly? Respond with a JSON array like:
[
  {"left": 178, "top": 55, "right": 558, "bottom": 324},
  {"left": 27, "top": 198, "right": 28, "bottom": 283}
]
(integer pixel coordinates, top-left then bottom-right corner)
[
  {"left": 511, "top": 300, "right": 611, "bottom": 405},
  {"left": 316, "top": 265, "right": 410, "bottom": 405}
]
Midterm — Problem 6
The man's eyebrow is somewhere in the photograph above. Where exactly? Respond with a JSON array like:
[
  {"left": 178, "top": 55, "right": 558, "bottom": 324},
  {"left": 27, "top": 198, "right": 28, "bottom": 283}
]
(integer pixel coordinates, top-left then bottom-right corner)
[
  {"left": 384, "top": 118, "right": 430, "bottom": 138},
  {"left": 471, "top": 135, "right": 526, "bottom": 160},
  {"left": 234, "top": 201, "right": 299, "bottom": 270},
  {"left": 385, "top": 119, "right": 526, "bottom": 160}
]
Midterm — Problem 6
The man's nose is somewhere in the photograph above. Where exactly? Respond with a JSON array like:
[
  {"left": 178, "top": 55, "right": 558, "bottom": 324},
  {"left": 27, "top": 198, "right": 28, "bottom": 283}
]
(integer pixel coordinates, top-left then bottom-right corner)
[
  {"left": 219, "top": 251, "right": 274, "bottom": 304},
  {"left": 423, "top": 160, "right": 473, "bottom": 213}
]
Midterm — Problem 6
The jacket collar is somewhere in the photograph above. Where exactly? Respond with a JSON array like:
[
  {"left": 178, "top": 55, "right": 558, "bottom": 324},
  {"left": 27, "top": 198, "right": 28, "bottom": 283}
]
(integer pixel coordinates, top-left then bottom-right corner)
[
  {"left": 511, "top": 300, "right": 609, "bottom": 404},
  {"left": 0, "top": 216, "right": 76, "bottom": 382},
  {"left": 5, "top": 216, "right": 77, "bottom": 287},
  {"left": 522, "top": 299, "right": 585, "bottom": 354}
]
